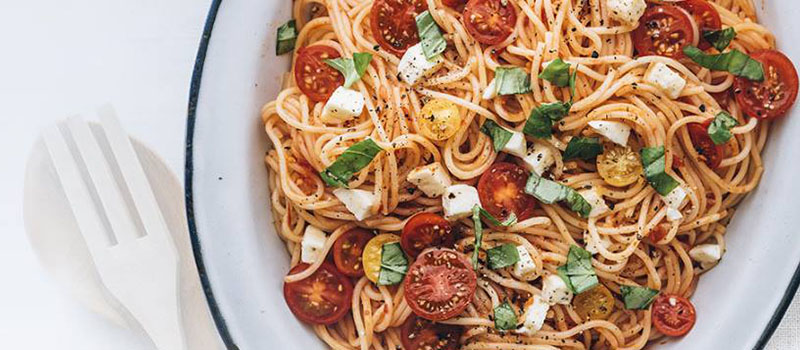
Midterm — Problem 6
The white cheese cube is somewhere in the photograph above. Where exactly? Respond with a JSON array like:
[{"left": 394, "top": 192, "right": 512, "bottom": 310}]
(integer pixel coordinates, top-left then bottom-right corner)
[
  {"left": 512, "top": 245, "right": 538, "bottom": 281},
  {"left": 689, "top": 244, "right": 722, "bottom": 263},
  {"left": 502, "top": 130, "right": 528, "bottom": 158},
  {"left": 301, "top": 225, "right": 327, "bottom": 263},
  {"left": 442, "top": 184, "right": 481, "bottom": 220},
  {"left": 397, "top": 43, "right": 444, "bottom": 86},
  {"left": 406, "top": 163, "right": 452, "bottom": 197},
  {"left": 578, "top": 187, "right": 610, "bottom": 218},
  {"left": 516, "top": 295, "right": 550, "bottom": 336},
  {"left": 333, "top": 188, "right": 378, "bottom": 221},
  {"left": 541, "top": 274, "right": 573, "bottom": 305},
  {"left": 661, "top": 186, "right": 687, "bottom": 222},
  {"left": 606, "top": 0, "right": 647, "bottom": 24},
  {"left": 584, "top": 231, "right": 613, "bottom": 255},
  {"left": 521, "top": 143, "right": 556, "bottom": 176},
  {"left": 321, "top": 86, "right": 365, "bottom": 122},
  {"left": 482, "top": 78, "right": 498, "bottom": 100},
  {"left": 645, "top": 62, "right": 687, "bottom": 99},
  {"left": 588, "top": 121, "right": 632, "bottom": 146}
]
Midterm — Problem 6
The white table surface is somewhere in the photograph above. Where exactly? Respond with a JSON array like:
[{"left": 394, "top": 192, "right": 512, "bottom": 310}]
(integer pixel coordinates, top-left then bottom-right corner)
[{"left": 0, "top": 0, "right": 797, "bottom": 349}]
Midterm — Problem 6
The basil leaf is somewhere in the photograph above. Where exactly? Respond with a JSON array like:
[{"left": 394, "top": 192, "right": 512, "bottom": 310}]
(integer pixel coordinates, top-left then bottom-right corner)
[
  {"left": 324, "top": 52, "right": 373, "bottom": 88},
  {"left": 525, "top": 173, "right": 591, "bottom": 218},
  {"left": 320, "top": 138, "right": 383, "bottom": 187},
  {"left": 523, "top": 102, "right": 572, "bottom": 138},
  {"left": 556, "top": 265, "right": 574, "bottom": 291},
  {"left": 276, "top": 20, "right": 298, "bottom": 55},
  {"left": 471, "top": 206, "right": 483, "bottom": 270},
  {"left": 377, "top": 242, "right": 408, "bottom": 285},
  {"left": 557, "top": 245, "right": 598, "bottom": 294},
  {"left": 478, "top": 207, "right": 518, "bottom": 227},
  {"left": 493, "top": 301, "right": 518, "bottom": 331},
  {"left": 703, "top": 27, "right": 736, "bottom": 51},
  {"left": 707, "top": 111, "right": 739, "bottom": 145},
  {"left": 539, "top": 59, "right": 572, "bottom": 87},
  {"left": 563, "top": 137, "right": 603, "bottom": 161},
  {"left": 495, "top": 67, "right": 532, "bottom": 95},
  {"left": 415, "top": 11, "right": 447, "bottom": 60},
  {"left": 487, "top": 244, "right": 521, "bottom": 269},
  {"left": 565, "top": 189, "right": 592, "bottom": 218},
  {"left": 620, "top": 285, "right": 659, "bottom": 310},
  {"left": 480, "top": 119, "right": 514, "bottom": 152},
  {"left": 640, "top": 146, "right": 679, "bottom": 196},
  {"left": 683, "top": 46, "right": 764, "bottom": 81},
  {"left": 569, "top": 66, "right": 578, "bottom": 98}
]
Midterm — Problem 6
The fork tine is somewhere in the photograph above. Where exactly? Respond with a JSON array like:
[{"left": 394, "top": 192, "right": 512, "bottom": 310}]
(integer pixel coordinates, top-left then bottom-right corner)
[{"left": 66, "top": 116, "right": 140, "bottom": 244}]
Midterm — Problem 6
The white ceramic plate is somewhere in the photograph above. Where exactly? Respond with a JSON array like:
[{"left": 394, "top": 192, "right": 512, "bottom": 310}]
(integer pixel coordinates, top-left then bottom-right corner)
[{"left": 185, "top": 1, "right": 800, "bottom": 349}]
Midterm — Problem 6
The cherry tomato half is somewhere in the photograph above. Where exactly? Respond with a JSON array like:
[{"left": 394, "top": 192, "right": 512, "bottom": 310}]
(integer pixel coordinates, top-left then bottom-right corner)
[
  {"left": 652, "top": 294, "right": 697, "bottom": 337},
  {"left": 404, "top": 248, "right": 477, "bottom": 321},
  {"left": 687, "top": 120, "right": 723, "bottom": 169},
  {"left": 573, "top": 284, "right": 615, "bottom": 321},
  {"left": 477, "top": 162, "right": 537, "bottom": 222},
  {"left": 401, "top": 213, "right": 454, "bottom": 258},
  {"left": 333, "top": 228, "right": 373, "bottom": 277},
  {"left": 370, "top": 0, "right": 427, "bottom": 57},
  {"left": 675, "top": 0, "right": 721, "bottom": 50},
  {"left": 442, "top": 0, "right": 467, "bottom": 9},
  {"left": 597, "top": 145, "right": 643, "bottom": 187},
  {"left": 294, "top": 46, "right": 344, "bottom": 102},
  {"left": 400, "top": 316, "right": 463, "bottom": 350},
  {"left": 463, "top": 0, "right": 517, "bottom": 45},
  {"left": 734, "top": 50, "right": 799, "bottom": 120},
  {"left": 283, "top": 263, "right": 353, "bottom": 325},
  {"left": 363, "top": 234, "right": 401, "bottom": 283},
  {"left": 632, "top": 5, "right": 695, "bottom": 59}
]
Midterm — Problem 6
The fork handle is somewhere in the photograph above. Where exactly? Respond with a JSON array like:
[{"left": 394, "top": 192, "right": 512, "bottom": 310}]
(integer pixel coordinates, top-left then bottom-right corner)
[{"left": 120, "top": 263, "right": 187, "bottom": 350}]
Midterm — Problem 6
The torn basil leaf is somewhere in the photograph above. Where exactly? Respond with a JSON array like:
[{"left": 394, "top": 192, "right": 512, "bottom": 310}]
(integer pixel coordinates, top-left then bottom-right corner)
[
  {"left": 480, "top": 119, "right": 514, "bottom": 152},
  {"left": 415, "top": 11, "right": 447, "bottom": 60},
  {"left": 471, "top": 206, "right": 483, "bottom": 270},
  {"left": 377, "top": 242, "right": 408, "bottom": 285},
  {"left": 620, "top": 285, "right": 659, "bottom": 310},
  {"left": 493, "top": 301, "right": 518, "bottom": 331},
  {"left": 525, "top": 173, "right": 591, "bottom": 218},
  {"left": 276, "top": 20, "right": 298, "bottom": 55},
  {"left": 487, "top": 244, "right": 520, "bottom": 270},
  {"left": 523, "top": 102, "right": 572, "bottom": 138},
  {"left": 563, "top": 137, "right": 603, "bottom": 161},
  {"left": 539, "top": 58, "right": 572, "bottom": 87},
  {"left": 477, "top": 207, "right": 518, "bottom": 227},
  {"left": 557, "top": 245, "right": 598, "bottom": 294},
  {"left": 324, "top": 52, "right": 373, "bottom": 88},
  {"left": 320, "top": 138, "right": 383, "bottom": 187},
  {"left": 641, "top": 146, "right": 680, "bottom": 196},
  {"left": 707, "top": 111, "right": 739, "bottom": 145},
  {"left": 703, "top": 27, "right": 736, "bottom": 51},
  {"left": 495, "top": 67, "right": 532, "bottom": 95},
  {"left": 564, "top": 189, "right": 592, "bottom": 218},
  {"left": 683, "top": 46, "right": 764, "bottom": 81}
]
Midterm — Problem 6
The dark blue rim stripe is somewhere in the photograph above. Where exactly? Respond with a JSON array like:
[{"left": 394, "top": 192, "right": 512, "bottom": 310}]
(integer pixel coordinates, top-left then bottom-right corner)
[{"left": 182, "top": 1, "right": 799, "bottom": 349}]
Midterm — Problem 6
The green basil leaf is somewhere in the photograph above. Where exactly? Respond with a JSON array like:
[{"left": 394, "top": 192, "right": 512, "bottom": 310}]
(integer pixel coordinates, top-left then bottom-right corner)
[
  {"left": 557, "top": 245, "right": 598, "bottom": 294},
  {"left": 495, "top": 67, "right": 532, "bottom": 95},
  {"left": 480, "top": 119, "right": 514, "bottom": 152},
  {"left": 487, "top": 244, "right": 521, "bottom": 269},
  {"left": 640, "top": 146, "right": 680, "bottom": 196},
  {"left": 703, "top": 27, "right": 737, "bottom": 51},
  {"left": 320, "top": 138, "right": 383, "bottom": 187},
  {"left": 556, "top": 265, "right": 574, "bottom": 291},
  {"left": 523, "top": 102, "right": 572, "bottom": 138},
  {"left": 707, "top": 111, "right": 739, "bottom": 145},
  {"left": 563, "top": 137, "right": 603, "bottom": 161},
  {"left": 478, "top": 207, "right": 518, "bottom": 227},
  {"left": 683, "top": 46, "right": 764, "bottom": 81},
  {"left": 525, "top": 173, "right": 591, "bottom": 218},
  {"left": 415, "top": 11, "right": 447, "bottom": 60},
  {"left": 471, "top": 205, "right": 483, "bottom": 270},
  {"left": 276, "top": 20, "right": 298, "bottom": 55},
  {"left": 539, "top": 59, "right": 572, "bottom": 87},
  {"left": 569, "top": 66, "right": 578, "bottom": 98},
  {"left": 493, "top": 301, "right": 518, "bottom": 331},
  {"left": 324, "top": 52, "right": 373, "bottom": 88},
  {"left": 565, "top": 189, "right": 592, "bottom": 218},
  {"left": 377, "top": 242, "right": 408, "bottom": 285},
  {"left": 620, "top": 285, "right": 660, "bottom": 310}
]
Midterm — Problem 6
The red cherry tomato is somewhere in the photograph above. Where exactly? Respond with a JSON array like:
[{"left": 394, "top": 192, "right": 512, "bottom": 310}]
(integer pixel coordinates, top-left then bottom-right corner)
[
  {"left": 332, "top": 228, "right": 373, "bottom": 277},
  {"left": 687, "top": 120, "right": 723, "bottom": 169},
  {"left": 463, "top": 0, "right": 517, "bottom": 45},
  {"left": 477, "top": 162, "right": 537, "bottom": 222},
  {"left": 652, "top": 294, "right": 697, "bottom": 337},
  {"left": 404, "top": 248, "right": 477, "bottom": 321},
  {"left": 442, "top": 0, "right": 467, "bottom": 9},
  {"left": 283, "top": 263, "right": 353, "bottom": 325},
  {"left": 370, "top": 0, "right": 427, "bottom": 57},
  {"left": 401, "top": 213, "right": 454, "bottom": 258},
  {"left": 734, "top": 50, "right": 799, "bottom": 120},
  {"left": 294, "top": 46, "right": 344, "bottom": 102},
  {"left": 675, "top": 0, "right": 721, "bottom": 50},
  {"left": 400, "top": 315, "right": 463, "bottom": 350},
  {"left": 632, "top": 5, "right": 695, "bottom": 59}
]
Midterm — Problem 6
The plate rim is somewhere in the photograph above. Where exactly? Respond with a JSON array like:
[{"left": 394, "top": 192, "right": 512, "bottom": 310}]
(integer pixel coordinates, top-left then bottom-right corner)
[{"left": 183, "top": 0, "right": 800, "bottom": 349}]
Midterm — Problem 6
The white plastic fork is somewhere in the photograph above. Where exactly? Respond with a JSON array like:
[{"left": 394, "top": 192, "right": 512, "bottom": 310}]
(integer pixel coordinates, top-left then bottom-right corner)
[{"left": 42, "top": 110, "right": 186, "bottom": 350}]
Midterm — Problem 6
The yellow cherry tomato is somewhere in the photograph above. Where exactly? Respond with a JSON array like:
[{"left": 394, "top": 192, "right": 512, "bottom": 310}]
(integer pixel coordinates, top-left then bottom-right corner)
[
  {"left": 418, "top": 99, "right": 462, "bottom": 141},
  {"left": 362, "top": 233, "right": 401, "bottom": 283},
  {"left": 596, "top": 145, "right": 643, "bottom": 187},
  {"left": 573, "top": 284, "right": 615, "bottom": 321}
]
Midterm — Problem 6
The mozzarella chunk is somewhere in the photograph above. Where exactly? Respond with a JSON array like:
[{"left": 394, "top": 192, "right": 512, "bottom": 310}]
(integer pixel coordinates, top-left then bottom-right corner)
[
  {"left": 482, "top": 78, "right": 498, "bottom": 100},
  {"left": 584, "top": 231, "right": 613, "bottom": 255},
  {"left": 333, "top": 188, "right": 378, "bottom": 221},
  {"left": 442, "top": 184, "right": 481, "bottom": 220},
  {"left": 578, "top": 187, "right": 610, "bottom": 218},
  {"left": 301, "top": 225, "right": 327, "bottom": 263},
  {"left": 689, "top": 244, "right": 722, "bottom": 263},
  {"left": 645, "top": 62, "right": 687, "bottom": 99},
  {"left": 516, "top": 295, "right": 550, "bottom": 336},
  {"left": 406, "top": 163, "right": 452, "bottom": 197},
  {"left": 397, "top": 43, "right": 444, "bottom": 85},
  {"left": 661, "top": 186, "right": 687, "bottom": 222},
  {"left": 588, "top": 121, "right": 632, "bottom": 146},
  {"left": 502, "top": 130, "right": 528, "bottom": 158},
  {"left": 541, "top": 274, "right": 573, "bottom": 305},
  {"left": 321, "top": 87, "right": 365, "bottom": 122},
  {"left": 521, "top": 143, "right": 556, "bottom": 176},
  {"left": 512, "top": 245, "right": 538, "bottom": 281},
  {"left": 606, "top": 0, "right": 647, "bottom": 24}
]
